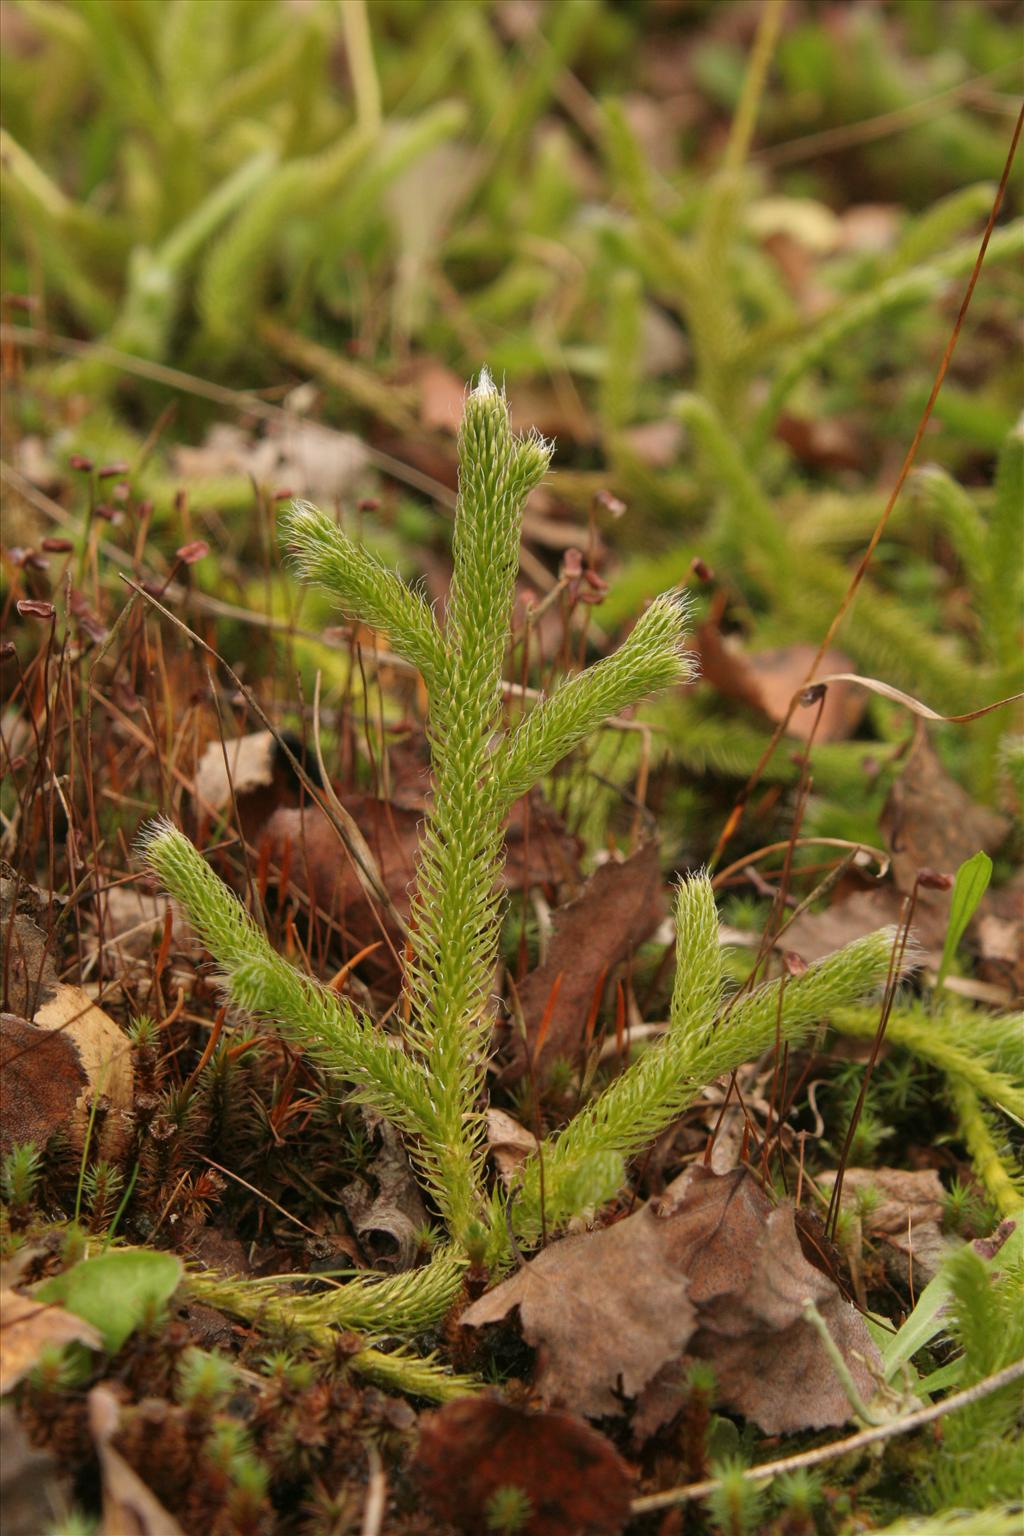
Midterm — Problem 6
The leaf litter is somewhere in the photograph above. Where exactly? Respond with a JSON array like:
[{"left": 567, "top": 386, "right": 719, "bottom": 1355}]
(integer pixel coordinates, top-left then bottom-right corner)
[{"left": 463, "top": 1165, "right": 880, "bottom": 1437}]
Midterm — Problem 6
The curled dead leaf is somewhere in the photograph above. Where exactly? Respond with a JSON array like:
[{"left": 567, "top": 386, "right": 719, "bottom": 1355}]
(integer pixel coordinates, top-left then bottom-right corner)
[
  {"left": 338, "top": 1110, "right": 429, "bottom": 1270},
  {"left": 487, "top": 1108, "right": 540, "bottom": 1185}
]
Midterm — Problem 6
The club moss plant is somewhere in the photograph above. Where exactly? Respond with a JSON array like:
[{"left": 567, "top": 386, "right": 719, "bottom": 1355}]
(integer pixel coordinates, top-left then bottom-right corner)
[{"left": 141, "top": 375, "right": 902, "bottom": 1392}]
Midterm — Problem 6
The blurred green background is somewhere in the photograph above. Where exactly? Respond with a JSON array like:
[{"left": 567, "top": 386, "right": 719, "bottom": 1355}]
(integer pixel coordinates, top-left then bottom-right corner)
[{"left": 2, "top": 0, "right": 1022, "bottom": 854}]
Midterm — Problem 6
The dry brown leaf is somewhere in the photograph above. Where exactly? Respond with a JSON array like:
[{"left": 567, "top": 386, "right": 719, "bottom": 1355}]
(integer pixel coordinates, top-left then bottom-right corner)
[
  {"left": 820, "top": 1167, "right": 950, "bottom": 1284},
  {"left": 0, "top": 1013, "right": 87, "bottom": 1156},
  {"left": 619, "top": 418, "right": 683, "bottom": 470},
  {"left": 502, "top": 840, "right": 665, "bottom": 1082},
  {"left": 0, "top": 864, "right": 62, "bottom": 1018},
  {"left": 775, "top": 412, "right": 864, "bottom": 473},
  {"left": 90, "top": 886, "right": 172, "bottom": 968},
  {"left": 646, "top": 1166, "right": 881, "bottom": 1435},
  {"left": 194, "top": 729, "right": 278, "bottom": 807},
  {"left": 260, "top": 791, "right": 579, "bottom": 963},
  {"left": 414, "top": 1396, "right": 633, "bottom": 1536},
  {"left": 976, "top": 907, "right": 1024, "bottom": 999},
  {"left": 464, "top": 1166, "right": 880, "bottom": 1437},
  {"left": 88, "top": 1385, "right": 186, "bottom": 1536},
  {"left": 414, "top": 359, "right": 467, "bottom": 435},
  {"left": 839, "top": 204, "right": 902, "bottom": 253},
  {"left": 462, "top": 1206, "right": 697, "bottom": 1418},
  {"left": 0, "top": 1288, "right": 102, "bottom": 1393},
  {"left": 1, "top": 860, "right": 132, "bottom": 1156},
  {"left": 172, "top": 418, "right": 368, "bottom": 504},
  {"left": 487, "top": 1107, "right": 540, "bottom": 1185},
  {"left": 35, "top": 985, "right": 133, "bottom": 1142},
  {"left": 696, "top": 625, "right": 866, "bottom": 743},
  {"left": 191, "top": 729, "right": 314, "bottom": 841},
  {"left": 503, "top": 793, "right": 582, "bottom": 891},
  {"left": 881, "top": 725, "right": 1009, "bottom": 918},
  {"left": 0, "top": 909, "right": 58, "bottom": 1021},
  {"left": 1, "top": 984, "right": 132, "bottom": 1158},
  {"left": 507, "top": 381, "right": 594, "bottom": 446},
  {"left": 260, "top": 797, "right": 420, "bottom": 955},
  {"left": 782, "top": 885, "right": 909, "bottom": 964},
  {"left": 773, "top": 726, "right": 1014, "bottom": 966}
]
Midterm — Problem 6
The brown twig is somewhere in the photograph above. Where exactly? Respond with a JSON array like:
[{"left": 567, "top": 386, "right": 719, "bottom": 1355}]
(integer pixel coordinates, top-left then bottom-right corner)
[{"left": 631, "top": 1358, "right": 1024, "bottom": 1514}]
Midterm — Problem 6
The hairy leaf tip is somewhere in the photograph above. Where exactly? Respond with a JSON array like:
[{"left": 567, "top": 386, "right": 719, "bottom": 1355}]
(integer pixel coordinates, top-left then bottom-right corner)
[
  {"left": 279, "top": 498, "right": 319, "bottom": 550},
  {"left": 134, "top": 814, "right": 178, "bottom": 862},
  {"left": 472, "top": 365, "right": 497, "bottom": 398}
]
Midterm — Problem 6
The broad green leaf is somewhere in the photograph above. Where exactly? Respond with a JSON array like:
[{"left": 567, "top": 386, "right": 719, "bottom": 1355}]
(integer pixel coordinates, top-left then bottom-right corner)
[
  {"left": 35, "top": 1250, "right": 182, "bottom": 1354},
  {"left": 936, "top": 851, "right": 993, "bottom": 990}
]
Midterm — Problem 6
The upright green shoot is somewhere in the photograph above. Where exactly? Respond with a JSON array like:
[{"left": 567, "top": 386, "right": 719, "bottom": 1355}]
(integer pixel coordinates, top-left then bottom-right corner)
[{"left": 142, "top": 373, "right": 693, "bottom": 1251}]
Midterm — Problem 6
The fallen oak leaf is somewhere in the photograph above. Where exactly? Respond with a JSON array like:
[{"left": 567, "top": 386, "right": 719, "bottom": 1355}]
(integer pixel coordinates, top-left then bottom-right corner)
[
  {"left": 658, "top": 1167, "right": 882, "bottom": 1436},
  {"left": 464, "top": 1167, "right": 881, "bottom": 1438},
  {"left": 413, "top": 1396, "right": 633, "bottom": 1536},
  {"left": 881, "top": 727, "right": 1009, "bottom": 900},
  {"left": 461, "top": 1204, "right": 697, "bottom": 1418},
  {"left": 695, "top": 626, "right": 865, "bottom": 743}
]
